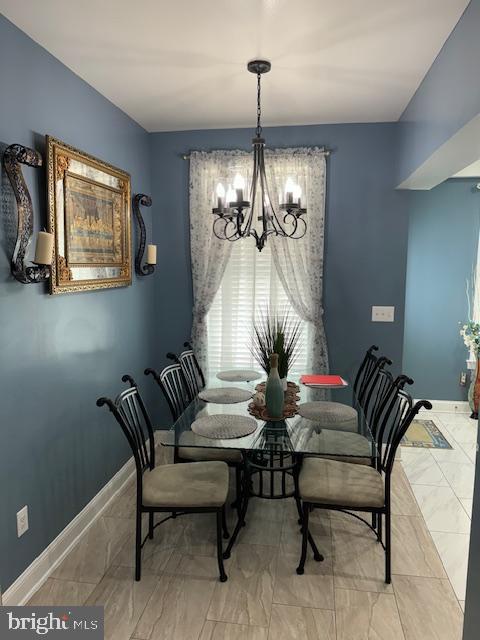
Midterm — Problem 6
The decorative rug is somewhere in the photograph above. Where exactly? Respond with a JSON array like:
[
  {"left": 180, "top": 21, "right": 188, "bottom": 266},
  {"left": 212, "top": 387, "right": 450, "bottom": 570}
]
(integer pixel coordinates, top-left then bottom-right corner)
[{"left": 401, "top": 419, "right": 452, "bottom": 449}]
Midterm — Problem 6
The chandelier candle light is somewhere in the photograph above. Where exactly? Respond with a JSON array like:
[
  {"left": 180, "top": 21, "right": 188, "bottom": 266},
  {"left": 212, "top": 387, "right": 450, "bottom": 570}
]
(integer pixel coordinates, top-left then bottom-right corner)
[{"left": 212, "top": 59, "right": 307, "bottom": 251}]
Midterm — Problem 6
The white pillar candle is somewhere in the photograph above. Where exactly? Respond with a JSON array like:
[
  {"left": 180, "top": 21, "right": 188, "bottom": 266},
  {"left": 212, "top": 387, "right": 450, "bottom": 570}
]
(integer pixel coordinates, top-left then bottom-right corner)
[
  {"left": 146, "top": 244, "right": 157, "bottom": 265},
  {"left": 233, "top": 173, "right": 245, "bottom": 202},
  {"left": 34, "top": 231, "right": 54, "bottom": 265}
]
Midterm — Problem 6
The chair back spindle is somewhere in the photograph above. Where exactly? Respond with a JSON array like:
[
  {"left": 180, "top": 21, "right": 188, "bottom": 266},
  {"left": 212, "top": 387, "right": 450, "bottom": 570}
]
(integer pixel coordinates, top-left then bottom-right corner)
[
  {"left": 166, "top": 343, "right": 205, "bottom": 401},
  {"left": 353, "top": 345, "right": 381, "bottom": 405},
  {"left": 361, "top": 356, "right": 391, "bottom": 416},
  {"left": 364, "top": 370, "right": 414, "bottom": 438},
  {"left": 145, "top": 363, "right": 191, "bottom": 421},
  {"left": 97, "top": 380, "right": 156, "bottom": 478}
]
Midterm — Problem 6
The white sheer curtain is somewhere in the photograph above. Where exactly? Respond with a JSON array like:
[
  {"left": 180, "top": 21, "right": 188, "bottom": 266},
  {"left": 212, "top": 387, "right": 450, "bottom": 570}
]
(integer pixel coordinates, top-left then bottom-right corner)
[
  {"left": 189, "top": 150, "right": 249, "bottom": 374},
  {"left": 189, "top": 147, "right": 328, "bottom": 377},
  {"left": 266, "top": 148, "right": 329, "bottom": 375}
]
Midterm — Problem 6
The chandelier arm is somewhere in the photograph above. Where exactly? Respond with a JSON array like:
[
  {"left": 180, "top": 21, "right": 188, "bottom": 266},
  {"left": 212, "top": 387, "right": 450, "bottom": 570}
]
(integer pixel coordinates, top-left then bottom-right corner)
[
  {"left": 258, "top": 147, "right": 287, "bottom": 236},
  {"left": 257, "top": 147, "right": 269, "bottom": 238},
  {"left": 213, "top": 216, "right": 240, "bottom": 242},
  {"left": 213, "top": 216, "right": 229, "bottom": 240},
  {"left": 225, "top": 218, "right": 241, "bottom": 241},
  {"left": 257, "top": 141, "right": 289, "bottom": 236},
  {"left": 282, "top": 211, "right": 299, "bottom": 237},
  {"left": 289, "top": 216, "right": 307, "bottom": 240},
  {"left": 246, "top": 144, "right": 260, "bottom": 237}
]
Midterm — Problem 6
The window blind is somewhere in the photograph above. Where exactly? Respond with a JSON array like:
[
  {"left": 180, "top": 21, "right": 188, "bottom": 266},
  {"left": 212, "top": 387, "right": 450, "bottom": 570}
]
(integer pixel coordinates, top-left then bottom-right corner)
[{"left": 206, "top": 239, "right": 309, "bottom": 376}]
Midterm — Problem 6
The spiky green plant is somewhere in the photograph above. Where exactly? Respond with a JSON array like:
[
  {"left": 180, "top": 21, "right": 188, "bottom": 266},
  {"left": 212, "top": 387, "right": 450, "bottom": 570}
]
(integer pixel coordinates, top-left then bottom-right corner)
[{"left": 251, "top": 307, "right": 303, "bottom": 379}]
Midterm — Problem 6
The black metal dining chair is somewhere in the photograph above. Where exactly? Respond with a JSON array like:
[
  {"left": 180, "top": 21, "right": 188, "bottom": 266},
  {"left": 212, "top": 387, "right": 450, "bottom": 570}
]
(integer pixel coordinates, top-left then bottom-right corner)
[
  {"left": 296, "top": 384, "right": 432, "bottom": 583},
  {"left": 299, "top": 348, "right": 392, "bottom": 434},
  {"left": 316, "top": 368, "right": 413, "bottom": 467},
  {"left": 145, "top": 363, "right": 244, "bottom": 513},
  {"left": 167, "top": 341, "right": 206, "bottom": 400},
  {"left": 97, "top": 377, "right": 229, "bottom": 582}
]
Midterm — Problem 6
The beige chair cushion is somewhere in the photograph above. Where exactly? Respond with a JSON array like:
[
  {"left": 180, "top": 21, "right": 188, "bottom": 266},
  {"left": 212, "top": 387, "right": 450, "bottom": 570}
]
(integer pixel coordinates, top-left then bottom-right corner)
[
  {"left": 298, "top": 401, "right": 358, "bottom": 432},
  {"left": 143, "top": 461, "right": 229, "bottom": 508},
  {"left": 178, "top": 446, "right": 242, "bottom": 464},
  {"left": 299, "top": 457, "right": 384, "bottom": 508}
]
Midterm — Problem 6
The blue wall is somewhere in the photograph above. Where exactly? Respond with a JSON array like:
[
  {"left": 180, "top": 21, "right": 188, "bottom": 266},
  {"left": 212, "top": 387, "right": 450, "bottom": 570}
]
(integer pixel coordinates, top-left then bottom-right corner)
[
  {"left": 0, "top": 16, "right": 157, "bottom": 591},
  {"left": 150, "top": 124, "right": 409, "bottom": 396},
  {"left": 403, "top": 179, "right": 480, "bottom": 401},
  {"left": 398, "top": 0, "right": 480, "bottom": 184}
]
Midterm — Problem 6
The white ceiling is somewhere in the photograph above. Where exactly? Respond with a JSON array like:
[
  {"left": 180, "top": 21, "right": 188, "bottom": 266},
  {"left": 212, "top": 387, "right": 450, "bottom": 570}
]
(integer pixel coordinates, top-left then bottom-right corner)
[
  {"left": 0, "top": 0, "right": 469, "bottom": 132},
  {"left": 453, "top": 160, "right": 480, "bottom": 178}
]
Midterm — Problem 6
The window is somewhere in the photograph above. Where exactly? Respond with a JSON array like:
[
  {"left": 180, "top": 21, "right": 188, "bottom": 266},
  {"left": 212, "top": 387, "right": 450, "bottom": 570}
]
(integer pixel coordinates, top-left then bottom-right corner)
[{"left": 206, "top": 239, "right": 309, "bottom": 376}]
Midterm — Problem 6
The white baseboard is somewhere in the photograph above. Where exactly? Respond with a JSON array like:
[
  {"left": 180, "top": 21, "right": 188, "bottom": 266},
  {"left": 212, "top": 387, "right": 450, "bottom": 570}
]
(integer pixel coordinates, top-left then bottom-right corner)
[
  {"left": 2, "top": 456, "right": 136, "bottom": 606},
  {"left": 418, "top": 400, "right": 471, "bottom": 414}
]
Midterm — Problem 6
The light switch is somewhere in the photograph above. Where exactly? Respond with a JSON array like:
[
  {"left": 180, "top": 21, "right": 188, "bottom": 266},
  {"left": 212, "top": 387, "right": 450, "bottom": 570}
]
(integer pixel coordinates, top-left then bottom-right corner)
[
  {"left": 17, "top": 505, "right": 29, "bottom": 537},
  {"left": 372, "top": 306, "right": 395, "bottom": 322}
]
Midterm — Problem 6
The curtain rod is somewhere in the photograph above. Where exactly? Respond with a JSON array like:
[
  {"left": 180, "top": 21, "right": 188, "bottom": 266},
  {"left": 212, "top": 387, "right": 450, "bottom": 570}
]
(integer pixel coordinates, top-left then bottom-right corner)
[{"left": 182, "top": 147, "right": 332, "bottom": 160}]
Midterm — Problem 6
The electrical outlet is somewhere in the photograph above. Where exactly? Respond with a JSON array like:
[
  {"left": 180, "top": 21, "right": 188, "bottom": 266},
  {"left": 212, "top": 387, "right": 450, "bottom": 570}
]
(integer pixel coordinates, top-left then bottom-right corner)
[
  {"left": 460, "top": 371, "right": 467, "bottom": 386},
  {"left": 371, "top": 306, "right": 395, "bottom": 322},
  {"left": 17, "top": 506, "right": 29, "bottom": 538}
]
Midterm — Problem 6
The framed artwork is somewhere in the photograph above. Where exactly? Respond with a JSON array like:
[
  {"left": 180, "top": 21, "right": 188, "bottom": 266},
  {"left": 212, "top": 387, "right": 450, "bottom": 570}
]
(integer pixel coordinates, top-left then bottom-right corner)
[{"left": 46, "top": 136, "right": 131, "bottom": 294}]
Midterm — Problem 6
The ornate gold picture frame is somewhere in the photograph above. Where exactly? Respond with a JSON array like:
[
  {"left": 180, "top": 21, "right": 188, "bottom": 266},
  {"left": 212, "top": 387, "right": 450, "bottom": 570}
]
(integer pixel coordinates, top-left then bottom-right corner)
[{"left": 47, "top": 136, "right": 131, "bottom": 294}]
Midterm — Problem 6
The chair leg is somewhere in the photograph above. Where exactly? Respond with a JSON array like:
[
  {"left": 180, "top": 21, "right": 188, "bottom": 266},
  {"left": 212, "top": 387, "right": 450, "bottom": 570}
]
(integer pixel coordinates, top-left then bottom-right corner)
[
  {"left": 135, "top": 507, "right": 142, "bottom": 582},
  {"left": 148, "top": 512, "right": 154, "bottom": 540},
  {"left": 385, "top": 507, "right": 391, "bottom": 584},
  {"left": 221, "top": 506, "right": 230, "bottom": 539},
  {"left": 296, "top": 503, "right": 310, "bottom": 575},
  {"left": 377, "top": 512, "right": 383, "bottom": 544},
  {"left": 216, "top": 511, "right": 228, "bottom": 582},
  {"left": 295, "top": 496, "right": 303, "bottom": 525},
  {"left": 293, "top": 456, "right": 303, "bottom": 525},
  {"left": 223, "top": 465, "right": 251, "bottom": 559},
  {"left": 231, "top": 465, "right": 242, "bottom": 519}
]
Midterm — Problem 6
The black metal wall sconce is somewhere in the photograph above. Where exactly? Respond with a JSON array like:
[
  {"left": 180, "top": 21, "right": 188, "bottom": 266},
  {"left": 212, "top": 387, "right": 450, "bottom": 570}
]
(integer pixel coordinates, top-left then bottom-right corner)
[
  {"left": 132, "top": 193, "right": 156, "bottom": 276},
  {"left": 2, "top": 143, "right": 54, "bottom": 284}
]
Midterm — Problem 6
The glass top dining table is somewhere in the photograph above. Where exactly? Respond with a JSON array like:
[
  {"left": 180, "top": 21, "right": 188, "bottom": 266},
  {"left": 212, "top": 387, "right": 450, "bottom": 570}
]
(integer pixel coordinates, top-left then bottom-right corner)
[{"left": 159, "top": 378, "right": 377, "bottom": 461}]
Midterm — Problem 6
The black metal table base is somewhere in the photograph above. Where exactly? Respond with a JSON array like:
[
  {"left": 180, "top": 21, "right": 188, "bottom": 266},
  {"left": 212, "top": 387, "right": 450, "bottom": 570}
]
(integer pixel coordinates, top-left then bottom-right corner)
[{"left": 223, "top": 450, "right": 323, "bottom": 562}]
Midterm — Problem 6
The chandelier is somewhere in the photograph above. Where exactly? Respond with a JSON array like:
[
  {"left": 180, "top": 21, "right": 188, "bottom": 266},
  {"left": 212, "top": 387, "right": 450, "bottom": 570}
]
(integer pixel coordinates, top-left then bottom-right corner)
[{"left": 212, "top": 59, "right": 306, "bottom": 252}]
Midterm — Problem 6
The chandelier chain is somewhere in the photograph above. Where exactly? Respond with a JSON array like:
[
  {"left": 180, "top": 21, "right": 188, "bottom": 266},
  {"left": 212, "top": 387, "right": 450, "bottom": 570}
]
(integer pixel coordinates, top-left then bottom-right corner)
[{"left": 256, "top": 73, "right": 262, "bottom": 137}]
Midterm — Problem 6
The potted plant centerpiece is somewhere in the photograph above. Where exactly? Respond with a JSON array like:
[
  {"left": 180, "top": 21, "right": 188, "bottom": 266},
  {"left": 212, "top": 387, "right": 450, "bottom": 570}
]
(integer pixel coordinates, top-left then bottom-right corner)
[{"left": 251, "top": 308, "right": 302, "bottom": 391}]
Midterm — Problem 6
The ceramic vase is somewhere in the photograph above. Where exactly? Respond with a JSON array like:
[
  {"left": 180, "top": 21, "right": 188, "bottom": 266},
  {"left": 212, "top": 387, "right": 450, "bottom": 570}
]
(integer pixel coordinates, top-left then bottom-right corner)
[{"left": 265, "top": 353, "right": 284, "bottom": 419}]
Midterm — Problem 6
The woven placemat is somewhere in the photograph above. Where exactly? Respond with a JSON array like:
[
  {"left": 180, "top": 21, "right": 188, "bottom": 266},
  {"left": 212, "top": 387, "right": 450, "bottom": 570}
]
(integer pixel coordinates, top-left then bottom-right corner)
[
  {"left": 198, "top": 387, "right": 253, "bottom": 404},
  {"left": 216, "top": 369, "right": 262, "bottom": 382},
  {"left": 191, "top": 414, "right": 258, "bottom": 439}
]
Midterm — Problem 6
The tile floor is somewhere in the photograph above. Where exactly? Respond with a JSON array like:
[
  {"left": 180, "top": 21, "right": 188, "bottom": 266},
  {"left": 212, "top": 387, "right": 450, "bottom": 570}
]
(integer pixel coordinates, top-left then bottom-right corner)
[
  {"left": 26, "top": 425, "right": 473, "bottom": 640},
  {"left": 400, "top": 409, "right": 477, "bottom": 610}
]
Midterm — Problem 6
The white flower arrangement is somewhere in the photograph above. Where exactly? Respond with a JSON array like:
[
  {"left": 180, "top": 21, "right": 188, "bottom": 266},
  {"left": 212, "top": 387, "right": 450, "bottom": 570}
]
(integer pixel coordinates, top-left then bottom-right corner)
[{"left": 460, "top": 322, "right": 480, "bottom": 356}]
